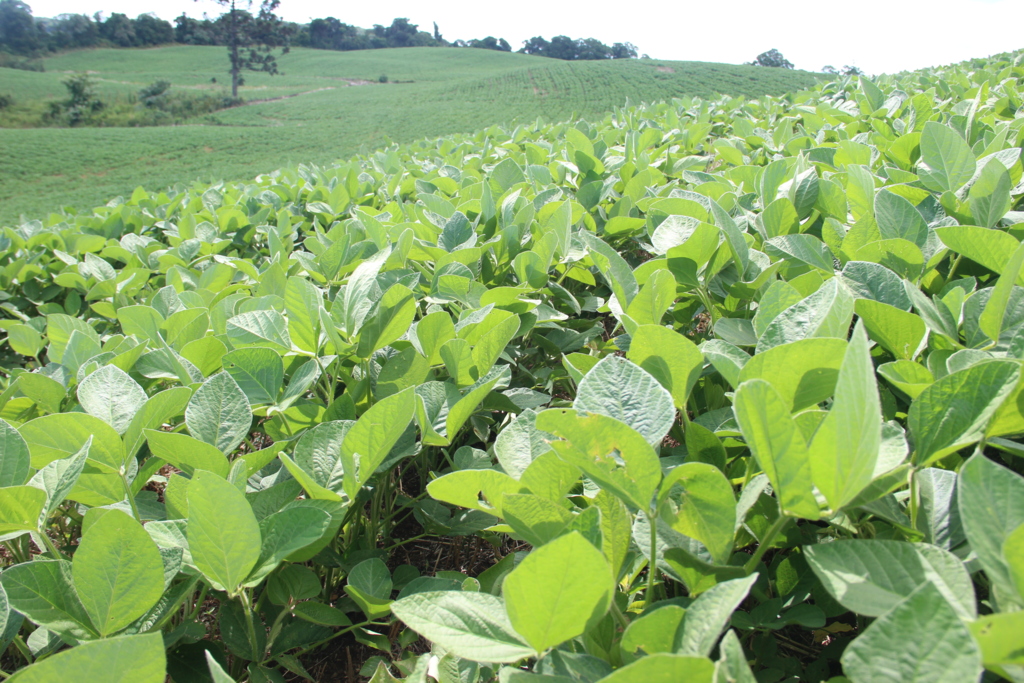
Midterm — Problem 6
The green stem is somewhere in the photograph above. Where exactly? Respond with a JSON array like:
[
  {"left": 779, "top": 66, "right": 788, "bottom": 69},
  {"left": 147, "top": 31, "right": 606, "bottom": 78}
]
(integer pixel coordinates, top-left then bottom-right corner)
[
  {"left": 610, "top": 600, "right": 629, "bottom": 630},
  {"left": 907, "top": 468, "right": 919, "bottom": 531},
  {"left": 946, "top": 253, "right": 964, "bottom": 283},
  {"left": 744, "top": 516, "right": 792, "bottom": 575},
  {"left": 186, "top": 584, "right": 210, "bottom": 622},
  {"left": 11, "top": 636, "right": 32, "bottom": 665},
  {"left": 121, "top": 470, "right": 143, "bottom": 524},
  {"left": 646, "top": 511, "right": 658, "bottom": 605},
  {"left": 286, "top": 619, "right": 379, "bottom": 659},
  {"left": 239, "top": 591, "right": 264, "bottom": 662},
  {"left": 38, "top": 531, "right": 65, "bottom": 560}
]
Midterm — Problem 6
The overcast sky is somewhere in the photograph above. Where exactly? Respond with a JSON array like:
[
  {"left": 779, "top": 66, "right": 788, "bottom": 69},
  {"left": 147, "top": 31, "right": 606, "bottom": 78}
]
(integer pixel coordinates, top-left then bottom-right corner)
[{"left": 25, "top": 0, "right": 1024, "bottom": 75}]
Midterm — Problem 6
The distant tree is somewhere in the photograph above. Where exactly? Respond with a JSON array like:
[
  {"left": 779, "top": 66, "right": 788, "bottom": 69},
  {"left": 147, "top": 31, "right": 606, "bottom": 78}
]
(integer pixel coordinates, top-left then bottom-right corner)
[
  {"left": 100, "top": 13, "right": 136, "bottom": 47},
  {"left": 520, "top": 36, "right": 550, "bottom": 56},
  {"left": 174, "top": 14, "right": 218, "bottom": 45},
  {"left": 133, "top": 13, "right": 173, "bottom": 46},
  {"left": 0, "top": 0, "right": 42, "bottom": 55},
  {"left": 822, "top": 65, "right": 838, "bottom": 74},
  {"left": 468, "top": 36, "right": 510, "bottom": 52},
  {"left": 547, "top": 35, "right": 577, "bottom": 60},
  {"left": 610, "top": 42, "right": 638, "bottom": 59},
  {"left": 38, "top": 13, "right": 99, "bottom": 51},
  {"left": 751, "top": 48, "right": 794, "bottom": 69},
  {"left": 433, "top": 22, "right": 441, "bottom": 42},
  {"left": 841, "top": 65, "right": 864, "bottom": 76},
  {"left": 212, "top": 0, "right": 291, "bottom": 98},
  {"left": 384, "top": 17, "right": 418, "bottom": 47}
]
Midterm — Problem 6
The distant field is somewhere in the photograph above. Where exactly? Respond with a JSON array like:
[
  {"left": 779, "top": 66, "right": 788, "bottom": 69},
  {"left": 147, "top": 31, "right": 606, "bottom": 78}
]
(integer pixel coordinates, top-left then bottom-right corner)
[{"left": 0, "top": 46, "right": 818, "bottom": 224}]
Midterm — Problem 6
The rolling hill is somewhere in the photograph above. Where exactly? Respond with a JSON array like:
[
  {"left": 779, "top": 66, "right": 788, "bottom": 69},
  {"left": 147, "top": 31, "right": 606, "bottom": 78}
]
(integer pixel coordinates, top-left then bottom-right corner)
[{"left": 0, "top": 46, "right": 818, "bottom": 224}]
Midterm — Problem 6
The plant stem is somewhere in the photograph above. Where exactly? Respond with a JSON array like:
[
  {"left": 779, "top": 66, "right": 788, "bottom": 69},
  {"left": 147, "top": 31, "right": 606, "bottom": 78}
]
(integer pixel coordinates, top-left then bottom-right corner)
[
  {"left": 37, "top": 531, "right": 65, "bottom": 560},
  {"left": 744, "top": 516, "right": 792, "bottom": 575},
  {"left": 907, "top": 467, "right": 920, "bottom": 531},
  {"left": 647, "top": 511, "right": 658, "bottom": 605},
  {"left": 239, "top": 591, "right": 263, "bottom": 662}
]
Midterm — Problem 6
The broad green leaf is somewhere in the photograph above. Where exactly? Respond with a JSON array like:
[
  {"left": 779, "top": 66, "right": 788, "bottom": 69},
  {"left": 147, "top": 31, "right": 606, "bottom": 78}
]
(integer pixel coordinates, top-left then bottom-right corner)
[
  {"left": 958, "top": 454, "right": 1024, "bottom": 609},
  {"left": 144, "top": 430, "right": 229, "bottom": 478},
  {"left": 185, "top": 372, "right": 252, "bottom": 454},
  {"left": 737, "top": 338, "right": 846, "bottom": 411},
  {"left": 245, "top": 507, "right": 331, "bottom": 586},
  {"left": 918, "top": 121, "right": 977, "bottom": 193},
  {"left": 76, "top": 365, "right": 146, "bottom": 435},
  {"left": 855, "top": 299, "right": 926, "bottom": 360},
  {"left": 598, "top": 653, "right": 714, "bottom": 683},
  {"left": 340, "top": 247, "right": 389, "bottom": 336},
  {"left": 809, "top": 321, "right": 881, "bottom": 512},
  {"left": 345, "top": 557, "right": 394, "bottom": 619},
  {"left": 874, "top": 190, "right": 929, "bottom": 248},
  {"left": 968, "top": 611, "right": 1024, "bottom": 682},
  {"left": 446, "top": 374, "right": 501, "bottom": 438},
  {"left": 804, "top": 539, "right": 976, "bottom": 620},
  {"left": 714, "top": 629, "right": 757, "bottom": 683},
  {"left": 222, "top": 347, "right": 284, "bottom": 406},
  {"left": 414, "top": 311, "right": 456, "bottom": 365},
  {"left": 878, "top": 360, "right": 934, "bottom": 400},
  {"left": 6, "top": 632, "right": 165, "bottom": 683},
  {"left": 73, "top": 509, "right": 164, "bottom": 636},
  {"left": 123, "top": 387, "right": 192, "bottom": 461},
  {"left": 357, "top": 283, "right": 417, "bottom": 358},
  {"left": 980, "top": 241, "right": 1024, "bottom": 345},
  {"left": 391, "top": 591, "right": 534, "bottom": 664},
  {"left": 620, "top": 605, "right": 685, "bottom": 655},
  {"left": 501, "top": 493, "right": 573, "bottom": 547},
  {"left": 676, "top": 575, "right": 757, "bottom": 657},
  {"left": 756, "top": 278, "right": 854, "bottom": 353},
  {"left": 733, "top": 380, "right": 818, "bottom": 518},
  {"left": 969, "top": 157, "right": 1013, "bottom": 229},
  {"left": 284, "top": 276, "right": 322, "bottom": 354},
  {"left": 537, "top": 409, "right": 661, "bottom": 511},
  {"left": 28, "top": 437, "right": 91, "bottom": 519},
  {"left": 341, "top": 387, "right": 415, "bottom": 497},
  {"left": 625, "top": 269, "right": 676, "bottom": 325},
  {"left": 503, "top": 532, "right": 613, "bottom": 654},
  {"left": 427, "top": 469, "right": 522, "bottom": 517},
  {"left": 187, "top": 471, "right": 261, "bottom": 595},
  {"left": 627, "top": 325, "right": 704, "bottom": 410},
  {"left": 1006, "top": 523, "right": 1024, "bottom": 601},
  {"left": 580, "top": 231, "right": 639, "bottom": 309},
  {"left": 840, "top": 583, "right": 981, "bottom": 683},
  {"left": 0, "top": 418, "right": 30, "bottom": 487},
  {"left": 909, "top": 360, "right": 1020, "bottom": 466},
  {"left": 1, "top": 559, "right": 95, "bottom": 640},
  {"left": 658, "top": 463, "right": 735, "bottom": 565},
  {"left": 494, "top": 409, "right": 553, "bottom": 480},
  {"left": 226, "top": 310, "right": 291, "bottom": 352},
  {"left": 935, "top": 225, "right": 1022, "bottom": 280},
  {"left": 0, "top": 486, "right": 46, "bottom": 536},
  {"left": 19, "top": 412, "right": 123, "bottom": 470},
  {"left": 574, "top": 355, "right": 675, "bottom": 446}
]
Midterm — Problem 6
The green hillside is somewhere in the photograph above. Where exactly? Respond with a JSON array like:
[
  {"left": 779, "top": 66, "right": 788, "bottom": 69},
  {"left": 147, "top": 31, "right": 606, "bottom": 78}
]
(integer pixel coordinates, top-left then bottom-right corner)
[{"left": 0, "top": 46, "right": 818, "bottom": 225}]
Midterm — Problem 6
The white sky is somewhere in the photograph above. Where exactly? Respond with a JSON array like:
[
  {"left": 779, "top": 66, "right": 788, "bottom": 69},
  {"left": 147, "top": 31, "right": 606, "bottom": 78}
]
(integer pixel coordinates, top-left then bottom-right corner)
[{"left": 25, "top": 0, "right": 1024, "bottom": 75}]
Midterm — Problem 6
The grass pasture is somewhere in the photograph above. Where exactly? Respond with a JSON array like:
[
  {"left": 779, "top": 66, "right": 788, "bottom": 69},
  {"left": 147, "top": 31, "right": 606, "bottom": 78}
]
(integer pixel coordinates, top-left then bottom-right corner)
[{"left": 0, "top": 46, "right": 818, "bottom": 224}]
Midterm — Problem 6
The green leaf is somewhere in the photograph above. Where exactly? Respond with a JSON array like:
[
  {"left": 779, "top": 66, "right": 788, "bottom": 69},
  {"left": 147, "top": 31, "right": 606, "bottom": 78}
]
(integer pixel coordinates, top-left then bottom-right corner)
[
  {"left": 0, "top": 418, "right": 30, "bottom": 487},
  {"left": 620, "top": 605, "right": 685, "bottom": 655},
  {"left": 676, "top": 575, "right": 757, "bottom": 657},
  {"left": 73, "top": 509, "right": 165, "bottom": 636},
  {"left": 185, "top": 372, "right": 252, "bottom": 454},
  {"left": 625, "top": 269, "right": 676, "bottom": 325},
  {"left": 501, "top": 493, "right": 573, "bottom": 547},
  {"left": 968, "top": 611, "right": 1024, "bottom": 682},
  {"left": 226, "top": 310, "right": 292, "bottom": 352},
  {"left": 737, "top": 338, "right": 846, "bottom": 412},
  {"left": 186, "top": 471, "right": 261, "bottom": 595},
  {"left": 658, "top": 463, "right": 735, "bottom": 565},
  {"left": 75, "top": 365, "right": 146, "bottom": 435},
  {"left": 123, "top": 387, "right": 192, "bottom": 461},
  {"left": 969, "top": 157, "right": 1013, "bottom": 229},
  {"left": 580, "top": 231, "right": 639, "bottom": 309},
  {"left": 223, "top": 347, "right": 284, "bottom": 406},
  {"left": 285, "top": 276, "right": 322, "bottom": 354},
  {"left": 958, "top": 454, "right": 1024, "bottom": 609},
  {"left": 19, "top": 412, "right": 124, "bottom": 470},
  {"left": 980, "top": 241, "right": 1024, "bottom": 345},
  {"left": 537, "top": 409, "right": 661, "bottom": 512},
  {"left": 909, "top": 360, "right": 1020, "bottom": 466},
  {"left": 627, "top": 325, "right": 704, "bottom": 410},
  {"left": 244, "top": 507, "right": 331, "bottom": 586},
  {"left": 840, "top": 583, "right": 981, "bottom": 683},
  {"left": 6, "top": 632, "right": 165, "bottom": 683},
  {"left": 28, "top": 437, "right": 91, "bottom": 521},
  {"left": 391, "top": 591, "right": 534, "bottom": 664},
  {"left": 494, "top": 409, "right": 553, "bottom": 480},
  {"left": 855, "top": 299, "right": 926, "bottom": 360},
  {"left": 345, "top": 558, "right": 394, "bottom": 619},
  {"left": 0, "top": 486, "right": 47, "bottom": 536},
  {"left": 714, "top": 629, "right": 757, "bottom": 683},
  {"left": 874, "top": 190, "right": 929, "bottom": 248},
  {"left": 808, "top": 321, "right": 881, "bottom": 512},
  {"left": 341, "top": 387, "right": 415, "bottom": 497},
  {"left": 503, "top": 532, "right": 613, "bottom": 654},
  {"left": 598, "top": 654, "right": 714, "bottom": 683},
  {"left": 144, "top": 430, "right": 229, "bottom": 478},
  {"left": 918, "top": 121, "right": 977, "bottom": 193},
  {"left": 426, "top": 469, "right": 522, "bottom": 517},
  {"left": 574, "top": 355, "right": 675, "bottom": 446},
  {"left": 936, "top": 226, "right": 1021, "bottom": 279},
  {"left": 756, "top": 278, "right": 854, "bottom": 353},
  {"left": 732, "top": 380, "right": 819, "bottom": 519},
  {"left": 1005, "top": 523, "right": 1024, "bottom": 602},
  {"left": 414, "top": 311, "right": 455, "bottom": 366},
  {"left": 357, "top": 284, "right": 417, "bottom": 358},
  {"left": 805, "top": 539, "right": 976, "bottom": 620},
  {"left": 1, "top": 559, "right": 95, "bottom": 640},
  {"left": 446, "top": 375, "right": 501, "bottom": 439}
]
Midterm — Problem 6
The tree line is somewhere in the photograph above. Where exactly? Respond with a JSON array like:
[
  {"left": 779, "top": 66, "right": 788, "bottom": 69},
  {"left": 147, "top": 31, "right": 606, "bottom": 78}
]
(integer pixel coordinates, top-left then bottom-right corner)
[{"left": 0, "top": 1, "right": 638, "bottom": 61}]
